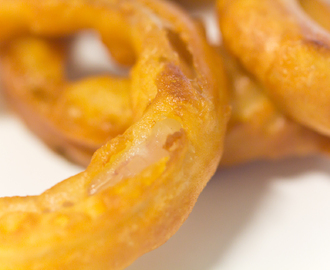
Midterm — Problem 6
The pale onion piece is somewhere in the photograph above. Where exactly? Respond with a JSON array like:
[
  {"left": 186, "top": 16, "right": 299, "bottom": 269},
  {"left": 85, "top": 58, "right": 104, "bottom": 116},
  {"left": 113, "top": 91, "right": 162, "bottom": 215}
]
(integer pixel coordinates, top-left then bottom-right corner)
[{"left": 89, "top": 118, "right": 182, "bottom": 195}]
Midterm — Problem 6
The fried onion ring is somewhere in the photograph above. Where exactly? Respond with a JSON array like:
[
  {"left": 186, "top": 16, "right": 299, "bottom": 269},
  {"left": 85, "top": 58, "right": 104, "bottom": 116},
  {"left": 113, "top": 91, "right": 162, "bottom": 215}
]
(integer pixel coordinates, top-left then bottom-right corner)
[
  {"left": 0, "top": 0, "right": 228, "bottom": 268},
  {"left": 1, "top": 37, "right": 133, "bottom": 165},
  {"left": 220, "top": 47, "right": 330, "bottom": 165},
  {"left": 218, "top": 0, "right": 330, "bottom": 136},
  {"left": 3, "top": 34, "right": 329, "bottom": 167}
]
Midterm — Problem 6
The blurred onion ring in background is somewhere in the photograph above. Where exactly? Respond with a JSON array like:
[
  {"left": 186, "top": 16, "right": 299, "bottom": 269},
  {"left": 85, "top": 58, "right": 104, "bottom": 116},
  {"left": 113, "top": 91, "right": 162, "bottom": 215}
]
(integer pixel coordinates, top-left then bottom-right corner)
[
  {"left": 0, "top": 0, "right": 228, "bottom": 269},
  {"left": 1, "top": 37, "right": 134, "bottom": 165},
  {"left": 220, "top": 48, "right": 330, "bottom": 165},
  {"left": 218, "top": 0, "right": 330, "bottom": 136}
]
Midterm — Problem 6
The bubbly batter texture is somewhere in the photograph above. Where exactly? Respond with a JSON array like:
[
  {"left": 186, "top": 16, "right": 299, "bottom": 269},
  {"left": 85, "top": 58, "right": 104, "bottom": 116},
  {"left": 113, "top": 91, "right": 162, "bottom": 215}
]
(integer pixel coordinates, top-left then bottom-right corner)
[
  {"left": 0, "top": 0, "right": 228, "bottom": 269},
  {"left": 219, "top": 0, "right": 330, "bottom": 136}
]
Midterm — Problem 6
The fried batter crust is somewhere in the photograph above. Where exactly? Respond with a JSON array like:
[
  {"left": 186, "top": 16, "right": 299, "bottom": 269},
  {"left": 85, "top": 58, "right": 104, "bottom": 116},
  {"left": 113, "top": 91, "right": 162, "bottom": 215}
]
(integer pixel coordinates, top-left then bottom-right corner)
[
  {"left": 218, "top": 0, "right": 330, "bottom": 136},
  {"left": 0, "top": 0, "right": 228, "bottom": 269}
]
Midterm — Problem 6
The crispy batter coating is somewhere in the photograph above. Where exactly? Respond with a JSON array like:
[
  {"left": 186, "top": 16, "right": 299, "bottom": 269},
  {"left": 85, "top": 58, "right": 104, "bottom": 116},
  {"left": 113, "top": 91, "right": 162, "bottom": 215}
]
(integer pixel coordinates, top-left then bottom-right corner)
[
  {"left": 220, "top": 48, "right": 330, "bottom": 165},
  {"left": 218, "top": 0, "right": 330, "bottom": 136},
  {"left": 0, "top": 0, "right": 228, "bottom": 269},
  {"left": 3, "top": 36, "right": 329, "bottom": 167},
  {"left": 1, "top": 37, "right": 133, "bottom": 164}
]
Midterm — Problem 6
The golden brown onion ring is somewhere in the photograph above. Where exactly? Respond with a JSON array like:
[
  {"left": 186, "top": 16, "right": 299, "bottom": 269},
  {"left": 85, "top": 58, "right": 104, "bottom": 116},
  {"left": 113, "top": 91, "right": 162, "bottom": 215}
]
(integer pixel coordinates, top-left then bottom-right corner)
[
  {"left": 218, "top": 0, "right": 330, "bottom": 136},
  {"left": 0, "top": 0, "right": 228, "bottom": 269},
  {"left": 3, "top": 36, "right": 328, "bottom": 167},
  {"left": 1, "top": 37, "right": 132, "bottom": 165},
  {"left": 220, "top": 48, "right": 330, "bottom": 165}
]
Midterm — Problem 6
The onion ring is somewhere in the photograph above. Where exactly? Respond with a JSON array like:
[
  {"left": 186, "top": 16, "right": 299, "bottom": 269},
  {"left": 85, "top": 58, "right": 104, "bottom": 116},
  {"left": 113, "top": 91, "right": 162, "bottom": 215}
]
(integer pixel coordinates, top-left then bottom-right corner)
[
  {"left": 218, "top": 0, "right": 330, "bottom": 136},
  {"left": 0, "top": 0, "right": 228, "bottom": 269},
  {"left": 3, "top": 35, "right": 329, "bottom": 167},
  {"left": 1, "top": 36, "right": 133, "bottom": 165},
  {"left": 220, "top": 47, "right": 330, "bottom": 165}
]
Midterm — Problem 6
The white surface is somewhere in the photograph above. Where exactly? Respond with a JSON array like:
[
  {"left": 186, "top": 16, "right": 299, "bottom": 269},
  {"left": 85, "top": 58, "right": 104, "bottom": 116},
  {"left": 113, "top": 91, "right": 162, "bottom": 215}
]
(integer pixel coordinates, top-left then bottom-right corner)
[
  {"left": 1, "top": 104, "right": 330, "bottom": 270},
  {"left": 127, "top": 159, "right": 330, "bottom": 270}
]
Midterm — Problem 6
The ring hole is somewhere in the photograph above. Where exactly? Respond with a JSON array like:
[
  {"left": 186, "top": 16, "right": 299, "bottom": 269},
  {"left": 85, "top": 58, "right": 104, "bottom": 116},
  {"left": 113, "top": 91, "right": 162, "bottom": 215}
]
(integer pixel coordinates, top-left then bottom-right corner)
[{"left": 66, "top": 31, "right": 131, "bottom": 81}]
